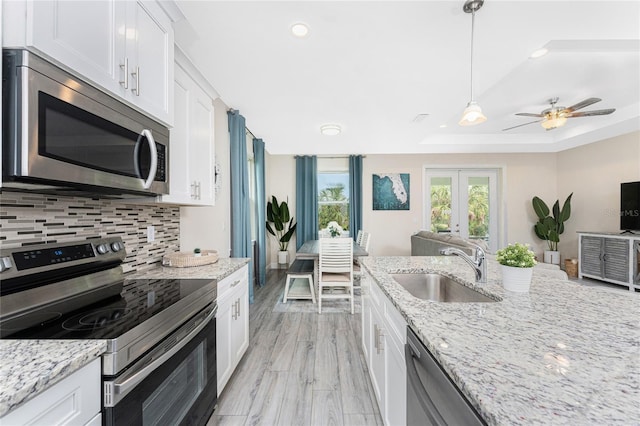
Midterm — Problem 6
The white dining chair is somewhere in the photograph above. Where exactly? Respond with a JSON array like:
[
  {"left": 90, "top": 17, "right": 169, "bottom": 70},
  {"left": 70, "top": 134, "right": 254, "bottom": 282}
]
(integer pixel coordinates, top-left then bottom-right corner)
[
  {"left": 360, "top": 231, "right": 371, "bottom": 252},
  {"left": 355, "top": 230, "right": 363, "bottom": 246},
  {"left": 318, "top": 237, "right": 354, "bottom": 314}
]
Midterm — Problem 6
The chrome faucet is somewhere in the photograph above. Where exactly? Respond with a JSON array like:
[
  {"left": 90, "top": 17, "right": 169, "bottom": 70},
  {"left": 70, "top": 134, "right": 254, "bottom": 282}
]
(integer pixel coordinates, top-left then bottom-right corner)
[{"left": 439, "top": 245, "right": 487, "bottom": 284}]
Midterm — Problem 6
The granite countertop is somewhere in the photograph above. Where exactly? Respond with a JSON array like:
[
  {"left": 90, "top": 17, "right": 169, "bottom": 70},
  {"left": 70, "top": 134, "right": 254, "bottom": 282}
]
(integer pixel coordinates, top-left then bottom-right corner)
[
  {"left": 128, "top": 257, "right": 250, "bottom": 280},
  {"left": 0, "top": 258, "right": 249, "bottom": 418},
  {"left": 0, "top": 340, "right": 106, "bottom": 417},
  {"left": 359, "top": 256, "right": 640, "bottom": 425}
]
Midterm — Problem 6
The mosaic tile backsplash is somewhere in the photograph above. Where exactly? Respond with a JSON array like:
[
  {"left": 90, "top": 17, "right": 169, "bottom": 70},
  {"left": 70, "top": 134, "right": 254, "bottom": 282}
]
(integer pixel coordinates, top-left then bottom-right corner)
[{"left": 0, "top": 192, "right": 180, "bottom": 274}]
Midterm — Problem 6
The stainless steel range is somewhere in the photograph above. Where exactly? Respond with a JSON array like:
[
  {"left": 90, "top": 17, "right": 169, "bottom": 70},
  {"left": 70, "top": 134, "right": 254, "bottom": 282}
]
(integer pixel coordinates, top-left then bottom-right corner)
[{"left": 0, "top": 237, "right": 218, "bottom": 425}]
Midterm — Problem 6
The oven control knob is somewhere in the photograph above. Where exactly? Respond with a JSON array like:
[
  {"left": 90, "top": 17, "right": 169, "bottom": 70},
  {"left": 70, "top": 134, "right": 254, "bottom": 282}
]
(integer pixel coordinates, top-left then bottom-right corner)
[
  {"left": 110, "top": 242, "right": 124, "bottom": 252},
  {"left": 0, "top": 257, "right": 13, "bottom": 272},
  {"left": 96, "top": 244, "right": 109, "bottom": 255}
]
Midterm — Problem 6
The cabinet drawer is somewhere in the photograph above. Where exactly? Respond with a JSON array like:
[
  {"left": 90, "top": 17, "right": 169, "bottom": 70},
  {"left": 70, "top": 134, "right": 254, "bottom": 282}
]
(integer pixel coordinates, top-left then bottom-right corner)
[
  {"left": 370, "top": 276, "right": 386, "bottom": 310},
  {"left": 384, "top": 298, "right": 407, "bottom": 351},
  {"left": 217, "top": 266, "right": 248, "bottom": 298},
  {"left": 1, "top": 358, "right": 100, "bottom": 425}
]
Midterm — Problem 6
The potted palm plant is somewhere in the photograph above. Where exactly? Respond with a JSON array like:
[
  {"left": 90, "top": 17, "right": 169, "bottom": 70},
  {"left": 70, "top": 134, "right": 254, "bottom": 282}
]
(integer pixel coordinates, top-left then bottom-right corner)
[
  {"left": 532, "top": 193, "right": 573, "bottom": 265},
  {"left": 266, "top": 196, "right": 297, "bottom": 267}
]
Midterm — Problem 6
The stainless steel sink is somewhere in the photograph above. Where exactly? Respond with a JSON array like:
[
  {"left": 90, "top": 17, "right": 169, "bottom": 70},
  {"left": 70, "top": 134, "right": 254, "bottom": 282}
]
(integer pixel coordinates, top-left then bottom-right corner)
[{"left": 390, "top": 273, "right": 497, "bottom": 303}]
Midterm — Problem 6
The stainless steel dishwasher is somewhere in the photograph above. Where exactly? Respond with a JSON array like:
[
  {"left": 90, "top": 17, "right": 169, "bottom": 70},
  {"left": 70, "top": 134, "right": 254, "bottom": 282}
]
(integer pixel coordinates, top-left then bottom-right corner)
[{"left": 406, "top": 327, "right": 486, "bottom": 425}]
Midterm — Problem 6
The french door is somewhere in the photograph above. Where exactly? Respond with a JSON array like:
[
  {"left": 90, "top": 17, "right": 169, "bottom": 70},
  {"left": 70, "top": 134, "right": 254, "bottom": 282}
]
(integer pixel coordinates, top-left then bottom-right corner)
[{"left": 424, "top": 169, "right": 499, "bottom": 253}]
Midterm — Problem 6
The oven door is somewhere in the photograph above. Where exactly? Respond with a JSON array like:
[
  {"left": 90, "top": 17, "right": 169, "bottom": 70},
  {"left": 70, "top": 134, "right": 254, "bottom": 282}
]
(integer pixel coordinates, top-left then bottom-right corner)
[{"left": 103, "top": 304, "right": 217, "bottom": 426}]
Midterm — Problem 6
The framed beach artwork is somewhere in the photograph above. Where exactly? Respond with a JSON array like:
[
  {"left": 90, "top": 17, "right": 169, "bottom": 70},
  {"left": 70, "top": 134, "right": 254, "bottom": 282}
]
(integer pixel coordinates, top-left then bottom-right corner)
[{"left": 372, "top": 173, "right": 410, "bottom": 210}]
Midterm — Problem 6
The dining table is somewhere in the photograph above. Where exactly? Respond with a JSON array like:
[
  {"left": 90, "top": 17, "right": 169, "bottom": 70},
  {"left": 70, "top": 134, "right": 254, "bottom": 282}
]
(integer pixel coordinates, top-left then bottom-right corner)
[{"left": 295, "top": 238, "right": 369, "bottom": 299}]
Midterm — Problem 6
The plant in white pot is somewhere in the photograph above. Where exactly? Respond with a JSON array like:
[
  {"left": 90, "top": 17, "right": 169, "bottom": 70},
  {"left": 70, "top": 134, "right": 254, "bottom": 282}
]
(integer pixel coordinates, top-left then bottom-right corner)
[
  {"left": 532, "top": 193, "right": 573, "bottom": 265},
  {"left": 496, "top": 242, "right": 537, "bottom": 292},
  {"left": 266, "top": 196, "right": 297, "bottom": 267}
]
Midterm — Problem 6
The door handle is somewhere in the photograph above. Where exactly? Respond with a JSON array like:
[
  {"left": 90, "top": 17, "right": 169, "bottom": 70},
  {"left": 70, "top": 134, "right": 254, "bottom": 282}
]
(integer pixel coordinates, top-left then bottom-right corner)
[
  {"left": 141, "top": 129, "right": 157, "bottom": 189},
  {"left": 131, "top": 66, "right": 140, "bottom": 96},
  {"left": 119, "top": 58, "right": 128, "bottom": 89}
]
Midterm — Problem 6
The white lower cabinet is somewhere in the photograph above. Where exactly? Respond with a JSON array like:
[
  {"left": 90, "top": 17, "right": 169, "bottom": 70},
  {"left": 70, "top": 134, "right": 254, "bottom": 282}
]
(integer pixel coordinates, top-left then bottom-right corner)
[
  {"left": 361, "top": 270, "right": 407, "bottom": 425},
  {"left": 0, "top": 358, "right": 101, "bottom": 426},
  {"left": 216, "top": 265, "right": 250, "bottom": 395}
]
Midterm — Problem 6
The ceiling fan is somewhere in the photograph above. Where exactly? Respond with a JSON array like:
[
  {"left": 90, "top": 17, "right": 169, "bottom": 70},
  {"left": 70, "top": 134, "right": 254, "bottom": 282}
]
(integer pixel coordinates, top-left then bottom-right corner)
[{"left": 503, "top": 97, "right": 616, "bottom": 131}]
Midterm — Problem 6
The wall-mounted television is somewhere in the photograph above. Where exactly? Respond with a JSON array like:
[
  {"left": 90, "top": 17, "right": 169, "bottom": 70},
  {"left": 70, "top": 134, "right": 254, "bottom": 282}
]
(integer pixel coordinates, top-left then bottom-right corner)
[{"left": 620, "top": 181, "right": 640, "bottom": 232}]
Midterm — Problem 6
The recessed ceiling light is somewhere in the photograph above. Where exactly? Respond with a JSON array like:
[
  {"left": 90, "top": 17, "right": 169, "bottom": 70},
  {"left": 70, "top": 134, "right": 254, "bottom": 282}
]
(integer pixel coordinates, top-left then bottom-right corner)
[
  {"left": 439, "top": 124, "right": 447, "bottom": 128},
  {"left": 291, "top": 23, "right": 309, "bottom": 38},
  {"left": 530, "top": 47, "right": 549, "bottom": 59},
  {"left": 320, "top": 124, "right": 341, "bottom": 136}
]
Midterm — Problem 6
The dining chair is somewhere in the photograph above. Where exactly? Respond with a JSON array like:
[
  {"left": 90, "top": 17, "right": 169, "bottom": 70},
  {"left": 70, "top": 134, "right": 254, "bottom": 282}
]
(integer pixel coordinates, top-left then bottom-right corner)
[
  {"left": 360, "top": 231, "right": 371, "bottom": 252},
  {"left": 318, "top": 237, "right": 354, "bottom": 314},
  {"left": 355, "top": 230, "right": 363, "bottom": 246}
]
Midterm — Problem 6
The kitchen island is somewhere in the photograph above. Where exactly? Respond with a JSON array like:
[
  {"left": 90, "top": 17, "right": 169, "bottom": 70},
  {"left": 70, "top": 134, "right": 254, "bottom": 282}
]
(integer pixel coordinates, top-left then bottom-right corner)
[{"left": 360, "top": 255, "right": 639, "bottom": 425}]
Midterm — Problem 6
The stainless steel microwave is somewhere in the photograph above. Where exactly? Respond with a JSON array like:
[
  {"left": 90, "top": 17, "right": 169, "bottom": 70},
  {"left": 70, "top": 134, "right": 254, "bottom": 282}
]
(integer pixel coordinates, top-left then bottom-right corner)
[{"left": 2, "top": 49, "right": 169, "bottom": 196}]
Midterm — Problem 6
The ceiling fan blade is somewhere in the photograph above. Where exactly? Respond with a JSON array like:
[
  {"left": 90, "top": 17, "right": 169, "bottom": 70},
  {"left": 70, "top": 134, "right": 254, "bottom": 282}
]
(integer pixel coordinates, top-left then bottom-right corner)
[
  {"left": 566, "top": 98, "right": 601, "bottom": 112},
  {"left": 567, "top": 108, "right": 616, "bottom": 117},
  {"left": 502, "top": 120, "right": 541, "bottom": 131},
  {"left": 515, "top": 112, "right": 544, "bottom": 118}
]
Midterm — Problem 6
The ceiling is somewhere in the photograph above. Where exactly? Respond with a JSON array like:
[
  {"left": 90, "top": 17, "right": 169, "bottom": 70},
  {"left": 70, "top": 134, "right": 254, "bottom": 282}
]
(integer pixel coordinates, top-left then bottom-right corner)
[{"left": 172, "top": 1, "right": 640, "bottom": 155}]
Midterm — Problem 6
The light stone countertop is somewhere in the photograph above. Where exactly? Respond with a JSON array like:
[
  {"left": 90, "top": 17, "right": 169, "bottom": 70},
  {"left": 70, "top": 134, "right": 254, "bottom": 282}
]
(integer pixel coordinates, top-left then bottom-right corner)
[
  {"left": 0, "top": 340, "right": 106, "bottom": 417},
  {"left": 359, "top": 255, "right": 640, "bottom": 426},
  {"left": 128, "top": 257, "right": 250, "bottom": 281},
  {"left": 0, "top": 258, "right": 249, "bottom": 418}
]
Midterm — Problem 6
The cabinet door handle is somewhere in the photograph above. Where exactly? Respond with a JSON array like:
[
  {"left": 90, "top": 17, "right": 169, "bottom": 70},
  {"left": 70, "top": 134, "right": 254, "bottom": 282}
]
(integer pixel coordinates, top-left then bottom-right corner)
[
  {"left": 191, "top": 182, "right": 197, "bottom": 199},
  {"left": 378, "top": 327, "right": 384, "bottom": 354},
  {"left": 120, "top": 58, "right": 129, "bottom": 89},
  {"left": 235, "top": 299, "right": 240, "bottom": 318},
  {"left": 373, "top": 324, "right": 378, "bottom": 351},
  {"left": 196, "top": 181, "right": 201, "bottom": 200},
  {"left": 232, "top": 300, "right": 237, "bottom": 320},
  {"left": 131, "top": 66, "right": 140, "bottom": 96}
]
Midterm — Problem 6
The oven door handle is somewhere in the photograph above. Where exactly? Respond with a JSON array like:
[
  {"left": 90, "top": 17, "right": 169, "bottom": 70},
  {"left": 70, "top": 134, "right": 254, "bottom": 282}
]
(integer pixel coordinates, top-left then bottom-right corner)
[{"left": 109, "top": 305, "right": 217, "bottom": 401}]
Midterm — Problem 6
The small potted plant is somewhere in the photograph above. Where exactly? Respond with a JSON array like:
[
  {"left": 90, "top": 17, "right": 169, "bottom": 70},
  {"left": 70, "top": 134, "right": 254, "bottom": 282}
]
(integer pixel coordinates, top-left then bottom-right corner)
[
  {"left": 326, "top": 221, "right": 344, "bottom": 237},
  {"left": 495, "top": 242, "right": 537, "bottom": 292},
  {"left": 193, "top": 248, "right": 202, "bottom": 257},
  {"left": 532, "top": 193, "right": 573, "bottom": 265}
]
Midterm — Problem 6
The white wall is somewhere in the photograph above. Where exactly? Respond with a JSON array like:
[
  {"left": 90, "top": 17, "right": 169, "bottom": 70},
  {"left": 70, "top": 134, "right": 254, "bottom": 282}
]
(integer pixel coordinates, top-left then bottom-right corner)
[
  {"left": 180, "top": 97, "right": 231, "bottom": 257},
  {"left": 557, "top": 131, "right": 640, "bottom": 259},
  {"left": 265, "top": 154, "right": 296, "bottom": 268},
  {"left": 255, "top": 131, "right": 640, "bottom": 268}
]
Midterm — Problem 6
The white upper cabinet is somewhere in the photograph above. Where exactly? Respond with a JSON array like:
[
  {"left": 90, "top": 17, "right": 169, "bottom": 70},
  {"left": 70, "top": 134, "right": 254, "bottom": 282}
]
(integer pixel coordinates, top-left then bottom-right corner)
[
  {"left": 122, "top": 1, "right": 173, "bottom": 124},
  {"left": 160, "top": 49, "right": 217, "bottom": 206},
  {"left": 5, "top": 0, "right": 174, "bottom": 125}
]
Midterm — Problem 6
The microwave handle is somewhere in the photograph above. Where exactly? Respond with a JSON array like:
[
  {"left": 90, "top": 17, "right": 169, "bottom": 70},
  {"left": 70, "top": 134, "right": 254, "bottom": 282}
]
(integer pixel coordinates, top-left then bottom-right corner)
[{"left": 134, "top": 129, "right": 158, "bottom": 189}]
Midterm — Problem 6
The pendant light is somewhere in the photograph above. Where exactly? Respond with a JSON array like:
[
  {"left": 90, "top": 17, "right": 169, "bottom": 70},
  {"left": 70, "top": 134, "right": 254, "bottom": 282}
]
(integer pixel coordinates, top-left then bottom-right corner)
[{"left": 459, "top": 0, "right": 487, "bottom": 126}]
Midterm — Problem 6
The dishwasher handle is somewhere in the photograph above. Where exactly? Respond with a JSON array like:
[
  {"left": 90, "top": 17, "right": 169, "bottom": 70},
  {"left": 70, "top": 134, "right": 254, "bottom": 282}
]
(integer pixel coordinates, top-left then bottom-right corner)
[{"left": 405, "top": 341, "right": 447, "bottom": 426}]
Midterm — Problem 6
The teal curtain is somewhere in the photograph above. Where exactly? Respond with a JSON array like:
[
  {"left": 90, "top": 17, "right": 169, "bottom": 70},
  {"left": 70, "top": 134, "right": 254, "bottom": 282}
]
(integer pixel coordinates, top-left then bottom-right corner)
[
  {"left": 228, "top": 110, "right": 254, "bottom": 303},
  {"left": 349, "top": 155, "right": 363, "bottom": 241},
  {"left": 295, "top": 156, "right": 318, "bottom": 250},
  {"left": 253, "top": 138, "right": 266, "bottom": 288}
]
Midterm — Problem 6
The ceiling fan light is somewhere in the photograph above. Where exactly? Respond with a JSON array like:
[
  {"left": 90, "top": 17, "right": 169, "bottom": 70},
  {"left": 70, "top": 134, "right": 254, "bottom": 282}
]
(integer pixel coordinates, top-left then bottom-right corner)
[
  {"left": 459, "top": 102, "right": 487, "bottom": 126},
  {"left": 541, "top": 116, "right": 567, "bottom": 130}
]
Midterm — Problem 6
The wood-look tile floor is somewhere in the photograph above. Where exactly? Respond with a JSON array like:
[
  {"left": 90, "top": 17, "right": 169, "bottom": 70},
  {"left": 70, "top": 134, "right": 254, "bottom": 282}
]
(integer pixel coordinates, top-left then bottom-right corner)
[{"left": 207, "top": 269, "right": 383, "bottom": 426}]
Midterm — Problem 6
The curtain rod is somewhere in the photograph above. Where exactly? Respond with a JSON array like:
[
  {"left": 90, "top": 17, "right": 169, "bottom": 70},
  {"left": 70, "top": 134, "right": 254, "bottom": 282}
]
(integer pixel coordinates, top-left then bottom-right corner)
[{"left": 294, "top": 155, "right": 366, "bottom": 158}]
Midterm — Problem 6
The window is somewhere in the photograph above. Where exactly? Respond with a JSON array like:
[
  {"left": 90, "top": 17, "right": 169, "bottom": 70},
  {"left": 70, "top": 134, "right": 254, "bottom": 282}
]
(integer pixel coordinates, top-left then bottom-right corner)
[{"left": 317, "top": 158, "right": 350, "bottom": 233}]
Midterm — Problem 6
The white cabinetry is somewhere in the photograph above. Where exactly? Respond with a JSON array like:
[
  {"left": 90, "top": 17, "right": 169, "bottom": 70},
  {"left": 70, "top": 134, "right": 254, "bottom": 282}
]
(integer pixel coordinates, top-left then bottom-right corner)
[
  {"left": 160, "top": 49, "right": 216, "bottom": 205},
  {"left": 0, "top": 358, "right": 101, "bottom": 425},
  {"left": 216, "top": 265, "right": 250, "bottom": 395},
  {"left": 578, "top": 232, "right": 639, "bottom": 291},
  {"left": 361, "top": 269, "right": 407, "bottom": 425},
  {"left": 4, "top": 0, "right": 174, "bottom": 125}
]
